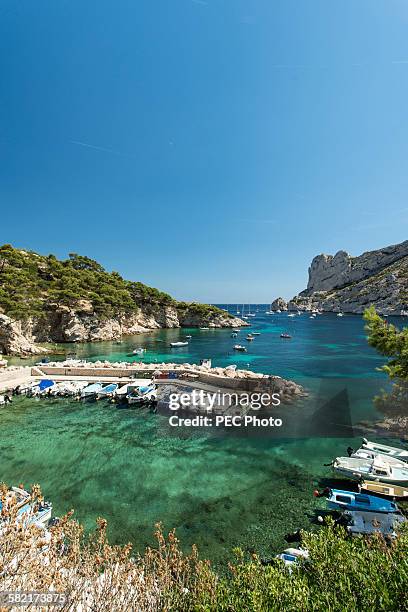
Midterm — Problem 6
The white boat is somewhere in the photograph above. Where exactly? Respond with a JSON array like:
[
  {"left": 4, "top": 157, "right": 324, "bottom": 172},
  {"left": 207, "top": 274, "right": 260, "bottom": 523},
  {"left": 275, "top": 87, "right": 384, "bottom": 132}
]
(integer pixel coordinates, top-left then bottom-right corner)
[
  {"left": 246, "top": 335, "right": 254, "bottom": 341},
  {"left": 231, "top": 332, "right": 238, "bottom": 338},
  {"left": 332, "top": 456, "right": 408, "bottom": 484},
  {"left": 344, "top": 510, "right": 405, "bottom": 538},
  {"left": 127, "top": 384, "right": 157, "bottom": 405},
  {"left": 361, "top": 438, "right": 408, "bottom": 461},
  {"left": 199, "top": 327, "right": 209, "bottom": 330},
  {"left": 133, "top": 348, "right": 146, "bottom": 355},
  {"left": 337, "top": 312, "right": 344, "bottom": 317},
  {"left": 276, "top": 309, "right": 281, "bottom": 313},
  {"left": 170, "top": 341, "right": 189, "bottom": 347},
  {"left": 251, "top": 332, "right": 261, "bottom": 336},
  {"left": 233, "top": 345, "right": 247, "bottom": 352},
  {"left": 352, "top": 448, "right": 408, "bottom": 468},
  {"left": 81, "top": 382, "right": 103, "bottom": 399},
  {"left": 96, "top": 383, "right": 118, "bottom": 399},
  {"left": 287, "top": 313, "right": 296, "bottom": 318}
]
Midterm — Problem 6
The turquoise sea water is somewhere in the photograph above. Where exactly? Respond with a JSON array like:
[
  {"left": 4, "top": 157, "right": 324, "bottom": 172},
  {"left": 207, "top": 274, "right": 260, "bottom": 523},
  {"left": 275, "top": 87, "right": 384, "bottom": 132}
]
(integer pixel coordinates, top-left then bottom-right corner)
[{"left": 1, "top": 309, "right": 405, "bottom": 566}]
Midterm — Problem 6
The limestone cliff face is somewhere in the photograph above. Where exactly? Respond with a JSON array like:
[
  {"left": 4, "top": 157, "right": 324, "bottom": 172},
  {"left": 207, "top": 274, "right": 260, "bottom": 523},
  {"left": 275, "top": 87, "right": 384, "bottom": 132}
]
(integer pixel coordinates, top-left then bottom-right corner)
[
  {"left": 286, "top": 240, "right": 408, "bottom": 314},
  {"left": 305, "top": 240, "right": 408, "bottom": 294},
  {"left": 0, "top": 305, "right": 246, "bottom": 355}
]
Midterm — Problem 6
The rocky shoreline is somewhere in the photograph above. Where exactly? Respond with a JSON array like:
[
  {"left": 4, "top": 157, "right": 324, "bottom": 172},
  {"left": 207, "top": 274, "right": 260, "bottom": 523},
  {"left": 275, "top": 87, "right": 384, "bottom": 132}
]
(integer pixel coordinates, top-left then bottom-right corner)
[
  {"left": 271, "top": 239, "right": 408, "bottom": 315},
  {"left": 0, "top": 308, "right": 247, "bottom": 356}
]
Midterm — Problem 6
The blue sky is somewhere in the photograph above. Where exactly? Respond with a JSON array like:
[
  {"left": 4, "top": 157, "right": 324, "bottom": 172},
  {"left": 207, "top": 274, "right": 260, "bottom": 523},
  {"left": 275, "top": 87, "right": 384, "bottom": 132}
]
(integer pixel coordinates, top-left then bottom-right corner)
[{"left": 1, "top": 0, "right": 408, "bottom": 302}]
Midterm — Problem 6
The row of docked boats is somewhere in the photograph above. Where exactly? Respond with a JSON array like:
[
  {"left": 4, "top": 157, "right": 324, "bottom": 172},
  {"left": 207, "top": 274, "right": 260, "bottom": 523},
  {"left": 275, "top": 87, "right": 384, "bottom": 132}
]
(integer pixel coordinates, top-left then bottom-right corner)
[
  {"left": 314, "top": 438, "right": 408, "bottom": 539},
  {"left": 331, "top": 438, "right": 408, "bottom": 485},
  {"left": 14, "top": 378, "right": 158, "bottom": 406}
]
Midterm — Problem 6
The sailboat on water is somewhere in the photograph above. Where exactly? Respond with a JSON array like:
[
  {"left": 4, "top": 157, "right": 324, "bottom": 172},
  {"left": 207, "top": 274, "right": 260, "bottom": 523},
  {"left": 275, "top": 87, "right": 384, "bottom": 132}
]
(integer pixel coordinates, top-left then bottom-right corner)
[
  {"left": 265, "top": 302, "right": 274, "bottom": 315},
  {"left": 246, "top": 304, "right": 256, "bottom": 317}
]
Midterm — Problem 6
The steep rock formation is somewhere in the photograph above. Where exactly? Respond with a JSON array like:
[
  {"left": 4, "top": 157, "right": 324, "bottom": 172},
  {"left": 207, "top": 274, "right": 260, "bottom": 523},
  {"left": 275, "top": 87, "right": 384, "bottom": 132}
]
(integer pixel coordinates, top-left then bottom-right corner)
[{"left": 286, "top": 240, "right": 408, "bottom": 314}]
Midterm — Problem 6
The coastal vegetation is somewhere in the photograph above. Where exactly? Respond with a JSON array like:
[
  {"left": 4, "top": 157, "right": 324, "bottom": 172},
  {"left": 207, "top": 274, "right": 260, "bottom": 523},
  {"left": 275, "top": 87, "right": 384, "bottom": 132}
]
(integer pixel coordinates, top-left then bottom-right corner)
[
  {"left": 0, "top": 244, "right": 224, "bottom": 321},
  {"left": 364, "top": 306, "right": 408, "bottom": 423},
  {"left": 1, "top": 485, "right": 407, "bottom": 611}
]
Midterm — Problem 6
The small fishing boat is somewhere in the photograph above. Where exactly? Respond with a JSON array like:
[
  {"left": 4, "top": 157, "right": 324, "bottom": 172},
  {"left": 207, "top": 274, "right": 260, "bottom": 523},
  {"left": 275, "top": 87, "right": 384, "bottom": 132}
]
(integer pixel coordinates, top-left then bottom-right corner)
[
  {"left": 344, "top": 510, "right": 405, "bottom": 537},
  {"left": 287, "top": 313, "right": 296, "bottom": 318},
  {"left": 251, "top": 332, "right": 261, "bottom": 336},
  {"left": 232, "top": 329, "right": 240, "bottom": 333},
  {"left": 170, "top": 341, "right": 189, "bottom": 347},
  {"left": 96, "top": 383, "right": 118, "bottom": 399},
  {"left": 361, "top": 438, "right": 408, "bottom": 461},
  {"left": 185, "top": 335, "right": 192, "bottom": 339},
  {"left": 332, "top": 456, "right": 408, "bottom": 484},
  {"left": 359, "top": 481, "right": 408, "bottom": 501},
  {"left": 231, "top": 332, "right": 238, "bottom": 338},
  {"left": 127, "top": 384, "right": 157, "bottom": 406},
  {"left": 246, "top": 335, "right": 254, "bottom": 341},
  {"left": 199, "top": 327, "right": 209, "bottom": 330},
  {"left": 133, "top": 348, "right": 146, "bottom": 355},
  {"left": 280, "top": 333, "right": 292, "bottom": 339},
  {"left": 233, "top": 345, "right": 247, "bottom": 352},
  {"left": 81, "top": 382, "right": 103, "bottom": 399},
  {"left": 337, "top": 312, "right": 344, "bottom": 317},
  {"left": 37, "top": 379, "right": 56, "bottom": 396},
  {"left": 325, "top": 488, "right": 400, "bottom": 514},
  {"left": 351, "top": 448, "right": 408, "bottom": 468}
]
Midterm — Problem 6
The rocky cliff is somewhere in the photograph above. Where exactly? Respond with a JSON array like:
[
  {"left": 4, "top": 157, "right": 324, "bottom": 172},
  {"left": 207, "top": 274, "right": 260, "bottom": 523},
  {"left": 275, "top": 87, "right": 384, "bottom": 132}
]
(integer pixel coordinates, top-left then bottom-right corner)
[
  {"left": 0, "top": 245, "right": 245, "bottom": 355},
  {"left": 285, "top": 240, "right": 408, "bottom": 314}
]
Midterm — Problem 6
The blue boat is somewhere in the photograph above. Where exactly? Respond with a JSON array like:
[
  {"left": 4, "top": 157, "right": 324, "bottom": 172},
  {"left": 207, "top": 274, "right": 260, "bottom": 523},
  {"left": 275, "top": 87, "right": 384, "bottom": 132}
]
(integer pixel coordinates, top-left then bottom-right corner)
[
  {"left": 326, "top": 488, "right": 399, "bottom": 514},
  {"left": 96, "top": 383, "right": 118, "bottom": 399}
]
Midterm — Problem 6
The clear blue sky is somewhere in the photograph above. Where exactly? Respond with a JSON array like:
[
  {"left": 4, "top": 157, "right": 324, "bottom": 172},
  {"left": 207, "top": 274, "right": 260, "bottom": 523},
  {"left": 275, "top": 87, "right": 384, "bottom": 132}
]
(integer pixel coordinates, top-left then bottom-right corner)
[{"left": 1, "top": 0, "right": 408, "bottom": 302}]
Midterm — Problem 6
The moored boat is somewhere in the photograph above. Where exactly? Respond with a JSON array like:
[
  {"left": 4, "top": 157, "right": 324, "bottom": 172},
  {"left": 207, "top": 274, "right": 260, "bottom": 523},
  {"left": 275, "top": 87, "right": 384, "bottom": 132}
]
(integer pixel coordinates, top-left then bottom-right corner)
[
  {"left": 344, "top": 509, "right": 405, "bottom": 537},
  {"left": 96, "top": 383, "right": 118, "bottom": 399},
  {"left": 351, "top": 448, "right": 408, "bottom": 468},
  {"left": 170, "top": 341, "right": 189, "bottom": 347},
  {"left": 127, "top": 384, "right": 157, "bottom": 406},
  {"left": 325, "top": 488, "right": 400, "bottom": 514},
  {"left": 81, "top": 382, "right": 103, "bottom": 399},
  {"left": 332, "top": 456, "right": 408, "bottom": 484},
  {"left": 233, "top": 344, "right": 247, "bottom": 352},
  {"left": 280, "top": 333, "right": 292, "bottom": 339},
  {"left": 359, "top": 481, "right": 408, "bottom": 501},
  {"left": 361, "top": 438, "right": 408, "bottom": 461}
]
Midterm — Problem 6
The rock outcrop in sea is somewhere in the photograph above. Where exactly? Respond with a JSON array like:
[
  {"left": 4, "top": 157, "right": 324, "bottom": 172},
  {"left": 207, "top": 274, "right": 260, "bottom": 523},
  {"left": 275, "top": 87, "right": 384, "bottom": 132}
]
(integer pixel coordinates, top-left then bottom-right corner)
[{"left": 279, "top": 239, "right": 408, "bottom": 314}]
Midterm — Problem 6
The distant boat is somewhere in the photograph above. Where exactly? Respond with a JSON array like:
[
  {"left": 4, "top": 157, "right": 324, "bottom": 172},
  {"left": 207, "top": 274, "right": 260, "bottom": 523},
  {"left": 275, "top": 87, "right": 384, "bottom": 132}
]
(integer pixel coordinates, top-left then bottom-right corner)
[
  {"left": 170, "top": 341, "right": 189, "bottom": 347},
  {"left": 233, "top": 345, "right": 247, "bottom": 352},
  {"left": 247, "top": 304, "right": 256, "bottom": 317},
  {"left": 276, "top": 309, "right": 281, "bottom": 313},
  {"left": 360, "top": 481, "right": 408, "bottom": 501},
  {"left": 199, "top": 327, "right": 209, "bottom": 330},
  {"left": 185, "top": 335, "right": 192, "bottom": 339},
  {"left": 337, "top": 312, "right": 344, "bottom": 317},
  {"left": 287, "top": 313, "right": 296, "bottom": 318},
  {"left": 361, "top": 438, "right": 408, "bottom": 461},
  {"left": 231, "top": 332, "right": 238, "bottom": 338},
  {"left": 133, "top": 348, "right": 146, "bottom": 355},
  {"left": 236, "top": 304, "right": 240, "bottom": 315},
  {"left": 251, "top": 332, "right": 260, "bottom": 336},
  {"left": 325, "top": 488, "right": 400, "bottom": 513},
  {"left": 246, "top": 335, "right": 254, "bottom": 341},
  {"left": 280, "top": 333, "right": 292, "bottom": 339},
  {"left": 265, "top": 301, "right": 274, "bottom": 314}
]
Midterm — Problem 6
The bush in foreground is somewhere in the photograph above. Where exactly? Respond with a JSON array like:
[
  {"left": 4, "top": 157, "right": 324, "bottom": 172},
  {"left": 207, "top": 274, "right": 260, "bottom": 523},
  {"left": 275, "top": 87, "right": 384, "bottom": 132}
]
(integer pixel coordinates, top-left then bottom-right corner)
[{"left": 1, "top": 485, "right": 407, "bottom": 611}]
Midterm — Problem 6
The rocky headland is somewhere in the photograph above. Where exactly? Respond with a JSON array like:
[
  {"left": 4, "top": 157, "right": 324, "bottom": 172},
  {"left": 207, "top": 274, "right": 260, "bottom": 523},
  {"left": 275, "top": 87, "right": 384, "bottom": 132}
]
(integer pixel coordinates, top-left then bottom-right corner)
[
  {"left": 271, "top": 239, "right": 408, "bottom": 314},
  {"left": 0, "top": 245, "right": 246, "bottom": 355}
]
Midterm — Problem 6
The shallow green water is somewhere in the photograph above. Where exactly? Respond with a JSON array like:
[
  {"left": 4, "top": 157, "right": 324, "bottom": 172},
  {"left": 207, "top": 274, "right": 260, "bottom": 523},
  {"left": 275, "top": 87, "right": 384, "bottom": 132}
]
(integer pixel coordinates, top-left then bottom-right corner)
[{"left": 1, "top": 310, "right": 406, "bottom": 566}]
